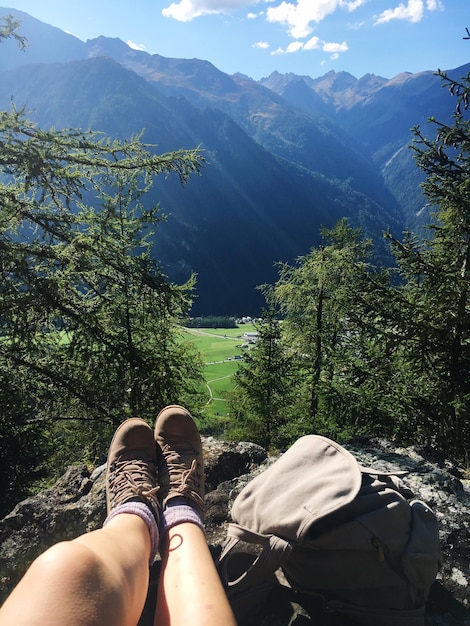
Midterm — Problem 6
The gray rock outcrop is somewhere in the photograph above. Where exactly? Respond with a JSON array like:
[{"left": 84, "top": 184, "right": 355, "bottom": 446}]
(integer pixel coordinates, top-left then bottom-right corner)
[{"left": 0, "top": 437, "right": 468, "bottom": 625}]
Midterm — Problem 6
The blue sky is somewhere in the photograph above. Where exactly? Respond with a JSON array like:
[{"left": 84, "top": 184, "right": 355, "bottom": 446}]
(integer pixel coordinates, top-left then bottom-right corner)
[{"left": 3, "top": 1, "right": 469, "bottom": 80}]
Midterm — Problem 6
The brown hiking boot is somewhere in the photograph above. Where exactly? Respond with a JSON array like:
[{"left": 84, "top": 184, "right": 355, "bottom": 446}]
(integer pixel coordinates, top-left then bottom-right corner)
[
  {"left": 106, "top": 418, "right": 160, "bottom": 522},
  {"left": 154, "top": 405, "right": 205, "bottom": 519}
]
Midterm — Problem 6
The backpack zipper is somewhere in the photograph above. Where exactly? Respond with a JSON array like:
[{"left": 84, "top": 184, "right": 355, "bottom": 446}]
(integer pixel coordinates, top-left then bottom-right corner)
[{"left": 371, "top": 536, "right": 385, "bottom": 561}]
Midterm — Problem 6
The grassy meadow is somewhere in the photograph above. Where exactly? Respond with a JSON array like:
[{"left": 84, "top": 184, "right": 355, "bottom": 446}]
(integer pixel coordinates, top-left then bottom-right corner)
[{"left": 182, "top": 324, "right": 256, "bottom": 432}]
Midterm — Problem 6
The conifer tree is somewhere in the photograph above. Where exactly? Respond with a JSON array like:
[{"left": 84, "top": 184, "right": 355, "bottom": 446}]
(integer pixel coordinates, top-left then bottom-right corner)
[
  {"left": 228, "top": 310, "right": 298, "bottom": 448},
  {"left": 0, "top": 16, "right": 205, "bottom": 509},
  {"left": 385, "top": 66, "right": 470, "bottom": 458},
  {"left": 271, "top": 219, "right": 374, "bottom": 433}
]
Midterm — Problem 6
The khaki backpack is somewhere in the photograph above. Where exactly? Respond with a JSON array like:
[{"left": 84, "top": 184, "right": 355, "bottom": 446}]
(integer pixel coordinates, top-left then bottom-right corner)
[{"left": 218, "top": 435, "right": 441, "bottom": 625}]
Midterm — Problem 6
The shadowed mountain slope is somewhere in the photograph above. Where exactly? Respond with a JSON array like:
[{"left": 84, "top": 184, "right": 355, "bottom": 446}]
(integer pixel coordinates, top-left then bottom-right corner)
[{"left": 1, "top": 7, "right": 463, "bottom": 313}]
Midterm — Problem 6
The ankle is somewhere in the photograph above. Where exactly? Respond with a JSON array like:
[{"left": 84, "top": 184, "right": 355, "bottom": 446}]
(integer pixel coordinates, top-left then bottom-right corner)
[
  {"left": 160, "top": 500, "right": 204, "bottom": 537},
  {"left": 104, "top": 501, "right": 160, "bottom": 565}
]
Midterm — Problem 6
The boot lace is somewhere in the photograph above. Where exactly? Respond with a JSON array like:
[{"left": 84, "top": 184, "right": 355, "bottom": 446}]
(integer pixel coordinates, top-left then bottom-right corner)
[
  {"left": 162, "top": 444, "right": 205, "bottom": 512},
  {"left": 109, "top": 457, "right": 160, "bottom": 510}
]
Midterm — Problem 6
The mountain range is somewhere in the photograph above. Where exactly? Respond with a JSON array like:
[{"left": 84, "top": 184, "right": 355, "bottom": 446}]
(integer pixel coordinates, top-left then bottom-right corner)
[{"left": 0, "top": 7, "right": 466, "bottom": 315}]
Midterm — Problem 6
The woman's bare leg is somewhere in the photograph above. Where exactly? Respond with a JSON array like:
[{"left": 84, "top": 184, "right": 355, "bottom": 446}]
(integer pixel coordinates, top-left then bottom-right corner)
[
  {"left": 0, "top": 417, "right": 161, "bottom": 626},
  {"left": 153, "top": 405, "right": 237, "bottom": 626},
  {"left": 155, "top": 522, "right": 237, "bottom": 626},
  {"left": 0, "top": 514, "right": 151, "bottom": 626}
]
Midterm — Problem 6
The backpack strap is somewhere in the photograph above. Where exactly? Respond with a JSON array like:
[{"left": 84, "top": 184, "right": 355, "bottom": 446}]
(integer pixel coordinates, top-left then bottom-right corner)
[{"left": 219, "top": 523, "right": 293, "bottom": 591}]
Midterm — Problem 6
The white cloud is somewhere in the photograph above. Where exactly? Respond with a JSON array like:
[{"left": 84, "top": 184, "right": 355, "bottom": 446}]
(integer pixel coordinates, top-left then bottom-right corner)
[
  {"left": 343, "top": 0, "right": 366, "bottom": 10},
  {"left": 247, "top": 10, "right": 265, "bottom": 18},
  {"left": 272, "top": 35, "right": 348, "bottom": 57},
  {"left": 160, "top": 0, "right": 442, "bottom": 39},
  {"left": 266, "top": 0, "right": 364, "bottom": 39},
  {"left": 304, "top": 35, "right": 321, "bottom": 50},
  {"left": 127, "top": 40, "right": 147, "bottom": 51},
  {"left": 162, "top": 0, "right": 259, "bottom": 21},
  {"left": 426, "top": 0, "right": 444, "bottom": 9},
  {"left": 286, "top": 40, "right": 304, "bottom": 52},
  {"left": 375, "top": 0, "right": 425, "bottom": 25},
  {"left": 160, "top": 0, "right": 443, "bottom": 26},
  {"left": 322, "top": 41, "right": 348, "bottom": 53},
  {"left": 253, "top": 41, "right": 270, "bottom": 48},
  {"left": 347, "top": 19, "right": 366, "bottom": 30}
]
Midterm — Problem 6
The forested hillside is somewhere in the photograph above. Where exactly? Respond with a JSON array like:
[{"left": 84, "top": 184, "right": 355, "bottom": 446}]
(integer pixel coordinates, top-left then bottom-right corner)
[{"left": 228, "top": 65, "right": 470, "bottom": 466}]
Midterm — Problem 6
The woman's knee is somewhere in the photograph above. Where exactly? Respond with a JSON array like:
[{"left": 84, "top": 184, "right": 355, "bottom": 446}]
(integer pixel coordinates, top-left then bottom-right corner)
[
  {"left": 1, "top": 541, "right": 126, "bottom": 625},
  {"left": 28, "top": 540, "right": 106, "bottom": 588}
]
